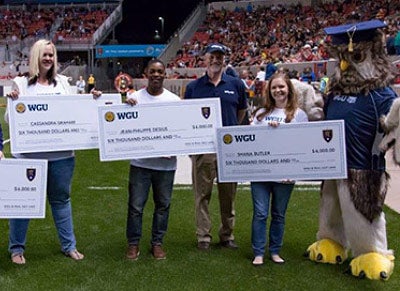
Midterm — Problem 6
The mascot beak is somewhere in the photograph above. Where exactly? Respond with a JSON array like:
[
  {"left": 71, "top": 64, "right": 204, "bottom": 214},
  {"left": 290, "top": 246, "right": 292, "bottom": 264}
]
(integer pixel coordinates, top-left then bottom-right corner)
[{"left": 340, "top": 60, "right": 349, "bottom": 71}]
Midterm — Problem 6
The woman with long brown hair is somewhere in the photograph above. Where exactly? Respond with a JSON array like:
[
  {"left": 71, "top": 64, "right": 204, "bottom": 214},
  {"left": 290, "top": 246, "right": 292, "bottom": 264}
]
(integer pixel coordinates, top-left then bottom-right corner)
[{"left": 250, "top": 72, "right": 308, "bottom": 266}]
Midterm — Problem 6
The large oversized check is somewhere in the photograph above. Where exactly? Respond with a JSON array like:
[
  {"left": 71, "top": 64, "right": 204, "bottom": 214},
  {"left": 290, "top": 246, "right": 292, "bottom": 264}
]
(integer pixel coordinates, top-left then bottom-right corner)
[
  {"left": 8, "top": 94, "right": 121, "bottom": 153},
  {"left": 0, "top": 159, "right": 47, "bottom": 218},
  {"left": 216, "top": 120, "right": 347, "bottom": 182},
  {"left": 97, "top": 98, "right": 222, "bottom": 161}
]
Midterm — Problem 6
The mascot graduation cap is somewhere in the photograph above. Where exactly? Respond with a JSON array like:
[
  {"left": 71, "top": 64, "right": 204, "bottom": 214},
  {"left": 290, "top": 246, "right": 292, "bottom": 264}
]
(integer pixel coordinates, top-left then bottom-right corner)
[{"left": 306, "top": 20, "right": 398, "bottom": 280}]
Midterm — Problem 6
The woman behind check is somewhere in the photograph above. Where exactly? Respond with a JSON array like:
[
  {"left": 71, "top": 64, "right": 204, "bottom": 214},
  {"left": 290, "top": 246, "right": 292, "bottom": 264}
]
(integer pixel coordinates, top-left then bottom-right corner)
[
  {"left": 250, "top": 72, "right": 308, "bottom": 266},
  {"left": 5, "top": 39, "right": 101, "bottom": 264}
]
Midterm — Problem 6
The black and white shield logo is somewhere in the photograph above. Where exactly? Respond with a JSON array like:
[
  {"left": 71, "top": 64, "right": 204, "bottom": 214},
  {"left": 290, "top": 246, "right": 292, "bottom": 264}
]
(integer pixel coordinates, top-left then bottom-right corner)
[
  {"left": 26, "top": 168, "right": 36, "bottom": 182},
  {"left": 202, "top": 107, "right": 210, "bottom": 119},
  {"left": 323, "top": 129, "right": 333, "bottom": 142}
]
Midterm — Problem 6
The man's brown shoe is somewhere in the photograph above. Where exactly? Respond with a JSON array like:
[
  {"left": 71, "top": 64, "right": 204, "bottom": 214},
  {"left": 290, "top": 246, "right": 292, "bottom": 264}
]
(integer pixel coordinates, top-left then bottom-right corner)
[
  {"left": 126, "top": 245, "right": 140, "bottom": 261},
  {"left": 220, "top": 240, "right": 238, "bottom": 249},
  {"left": 197, "top": 241, "right": 210, "bottom": 251},
  {"left": 151, "top": 245, "right": 166, "bottom": 260}
]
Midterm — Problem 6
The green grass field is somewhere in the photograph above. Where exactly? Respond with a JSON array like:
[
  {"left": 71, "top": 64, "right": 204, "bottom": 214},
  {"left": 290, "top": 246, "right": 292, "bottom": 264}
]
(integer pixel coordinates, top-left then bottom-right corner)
[{"left": 0, "top": 101, "right": 399, "bottom": 290}]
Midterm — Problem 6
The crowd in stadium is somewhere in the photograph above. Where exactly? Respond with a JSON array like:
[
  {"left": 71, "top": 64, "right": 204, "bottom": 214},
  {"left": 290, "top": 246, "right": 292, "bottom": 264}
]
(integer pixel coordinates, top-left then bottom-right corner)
[
  {"left": 0, "top": 0, "right": 400, "bottom": 83},
  {"left": 0, "top": 6, "right": 56, "bottom": 42},
  {"left": 54, "top": 6, "right": 111, "bottom": 44},
  {"left": 167, "top": 0, "right": 400, "bottom": 69},
  {"left": 0, "top": 3, "right": 115, "bottom": 79},
  {"left": 0, "top": 5, "right": 113, "bottom": 45}
]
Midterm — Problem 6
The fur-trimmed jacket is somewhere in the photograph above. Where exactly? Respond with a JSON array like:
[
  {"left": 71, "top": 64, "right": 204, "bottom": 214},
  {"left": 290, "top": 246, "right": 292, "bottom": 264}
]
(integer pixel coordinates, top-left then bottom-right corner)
[{"left": 290, "top": 78, "right": 324, "bottom": 121}]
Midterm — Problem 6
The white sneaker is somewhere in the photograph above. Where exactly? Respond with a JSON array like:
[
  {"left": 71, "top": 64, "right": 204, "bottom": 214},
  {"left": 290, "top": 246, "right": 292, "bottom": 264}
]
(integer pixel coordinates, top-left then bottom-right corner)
[{"left": 252, "top": 256, "right": 264, "bottom": 266}]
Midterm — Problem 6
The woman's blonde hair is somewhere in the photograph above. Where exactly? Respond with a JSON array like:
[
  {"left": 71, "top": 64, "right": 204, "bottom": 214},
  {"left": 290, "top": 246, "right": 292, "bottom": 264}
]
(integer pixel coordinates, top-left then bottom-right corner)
[{"left": 28, "top": 39, "right": 58, "bottom": 86}]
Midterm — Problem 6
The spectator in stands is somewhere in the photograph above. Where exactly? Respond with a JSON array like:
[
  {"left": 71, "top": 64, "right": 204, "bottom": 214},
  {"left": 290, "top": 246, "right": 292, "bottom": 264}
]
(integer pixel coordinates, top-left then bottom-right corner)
[
  {"left": 264, "top": 58, "right": 277, "bottom": 81},
  {"left": 250, "top": 72, "right": 308, "bottom": 266},
  {"left": 319, "top": 71, "right": 330, "bottom": 98},
  {"left": 386, "top": 30, "right": 396, "bottom": 55},
  {"left": 239, "top": 68, "right": 255, "bottom": 98},
  {"left": 76, "top": 75, "right": 85, "bottom": 94},
  {"left": 87, "top": 73, "right": 95, "bottom": 93},
  {"left": 0, "top": 123, "right": 4, "bottom": 159},
  {"left": 253, "top": 77, "right": 266, "bottom": 107},
  {"left": 170, "top": 1, "right": 400, "bottom": 69},
  {"left": 300, "top": 66, "right": 316, "bottom": 83},
  {"left": 288, "top": 69, "right": 300, "bottom": 80},
  {"left": 225, "top": 64, "right": 239, "bottom": 77},
  {"left": 394, "top": 63, "right": 400, "bottom": 84},
  {"left": 297, "top": 44, "right": 319, "bottom": 62},
  {"left": 74, "top": 56, "right": 81, "bottom": 66},
  {"left": 394, "top": 29, "right": 400, "bottom": 55},
  {"left": 256, "top": 66, "right": 266, "bottom": 81},
  {"left": 171, "top": 71, "right": 183, "bottom": 79},
  {"left": 225, "top": 57, "right": 239, "bottom": 78},
  {"left": 184, "top": 43, "right": 247, "bottom": 251},
  {"left": 239, "top": 68, "right": 254, "bottom": 125},
  {"left": 124, "top": 59, "right": 180, "bottom": 261},
  {"left": 4, "top": 39, "right": 102, "bottom": 265}
]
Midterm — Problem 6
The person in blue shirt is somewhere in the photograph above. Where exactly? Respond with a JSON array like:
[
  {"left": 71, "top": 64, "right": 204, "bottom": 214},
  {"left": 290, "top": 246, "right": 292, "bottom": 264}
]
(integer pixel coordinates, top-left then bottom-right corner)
[
  {"left": 184, "top": 43, "right": 247, "bottom": 251},
  {"left": 394, "top": 30, "right": 400, "bottom": 55},
  {"left": 264, "top": 58, "right": 277, "bottom": 81},
  {"left": 0, "top": 123, "right": 4, "bottom": 159},
  {"left": 300, "top": 66, "right": 316, "bottom": 83}
]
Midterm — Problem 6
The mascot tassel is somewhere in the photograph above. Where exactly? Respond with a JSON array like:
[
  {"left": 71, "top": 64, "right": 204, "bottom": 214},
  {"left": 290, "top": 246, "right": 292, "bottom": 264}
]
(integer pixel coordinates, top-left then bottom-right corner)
[{"left": 305, "top": 20, "right": 398, "bottom": 280}]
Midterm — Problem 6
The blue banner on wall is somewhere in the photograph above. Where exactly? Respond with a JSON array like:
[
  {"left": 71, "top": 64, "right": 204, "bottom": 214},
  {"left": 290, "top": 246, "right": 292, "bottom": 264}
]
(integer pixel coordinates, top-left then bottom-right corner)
[{"left": 95, "top": 45, "right": 166, "bottom": 58}]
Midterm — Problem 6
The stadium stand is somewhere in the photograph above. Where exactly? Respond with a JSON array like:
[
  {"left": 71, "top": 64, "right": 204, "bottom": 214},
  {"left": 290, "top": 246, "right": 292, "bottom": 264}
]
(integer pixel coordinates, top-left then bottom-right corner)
[
  {"left": 155, "top": 0, "right": 400, "bottom": 97},
  {"left": 166, "top": 0, "right": 400, "bottom": 69},
  {"left": 0, "top": 0, "right": 121, "bottom": 89},
  {"left": 0, "top": 0, "right": 400, "bottom": 96}
]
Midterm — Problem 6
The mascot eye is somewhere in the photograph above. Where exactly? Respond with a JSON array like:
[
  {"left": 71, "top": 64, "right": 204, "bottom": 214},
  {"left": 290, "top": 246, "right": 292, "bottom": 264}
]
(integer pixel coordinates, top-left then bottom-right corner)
[{"left": 351, "top": 51, "right": 364, "bottom": 63}]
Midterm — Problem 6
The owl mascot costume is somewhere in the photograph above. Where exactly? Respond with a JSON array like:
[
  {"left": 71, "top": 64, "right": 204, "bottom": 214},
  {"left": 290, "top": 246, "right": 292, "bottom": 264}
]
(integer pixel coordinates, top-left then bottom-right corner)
[{"left": 306, "top": 20, "right": 397, "bottom": 280}]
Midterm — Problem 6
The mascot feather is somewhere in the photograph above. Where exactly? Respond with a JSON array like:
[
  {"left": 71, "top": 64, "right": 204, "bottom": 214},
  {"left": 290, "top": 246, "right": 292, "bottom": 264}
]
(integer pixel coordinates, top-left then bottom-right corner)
[{"left": 305, "top": 20, "right": 398, "bottom": 281}]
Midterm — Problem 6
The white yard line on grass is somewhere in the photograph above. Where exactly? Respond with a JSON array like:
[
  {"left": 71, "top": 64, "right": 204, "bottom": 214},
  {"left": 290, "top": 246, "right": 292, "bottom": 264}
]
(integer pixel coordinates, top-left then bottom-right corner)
[
  {"left": 86, "top": 182, "right": 321, "bottom": 192},
  {"left": 88, "top": 186, "right": 121, "bottom": 190}
]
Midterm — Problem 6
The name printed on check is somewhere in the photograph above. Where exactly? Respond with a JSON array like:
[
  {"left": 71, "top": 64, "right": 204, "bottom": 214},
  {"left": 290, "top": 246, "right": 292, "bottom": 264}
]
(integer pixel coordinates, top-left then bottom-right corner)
[
  {"left": 97, "top": 98, "right": 222, "bottom": 161},
  {"left": 216, "top": 120, "right": 347, "bottom": 182},
  {"left": 8, "top": 94, "right": 121, "bottom": 153}
]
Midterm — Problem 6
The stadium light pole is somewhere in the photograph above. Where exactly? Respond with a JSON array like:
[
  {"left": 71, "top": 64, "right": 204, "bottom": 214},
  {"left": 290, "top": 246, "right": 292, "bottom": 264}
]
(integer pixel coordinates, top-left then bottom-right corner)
[
  {"left": 158, "top": 16, "right": 164, "bottom": 41},
  {"left": 154, "top": 30, "right": 161, "bottom": 41}
]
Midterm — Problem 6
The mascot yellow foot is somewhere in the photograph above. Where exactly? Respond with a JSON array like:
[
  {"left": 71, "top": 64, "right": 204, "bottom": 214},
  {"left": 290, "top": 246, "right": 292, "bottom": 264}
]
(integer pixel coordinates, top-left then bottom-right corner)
[
  {"left": 306, "top": 238, "right": 347, "bottom": 264},
  {"left": 349, "top": 252, "right": 395, "bottom": 281}
]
